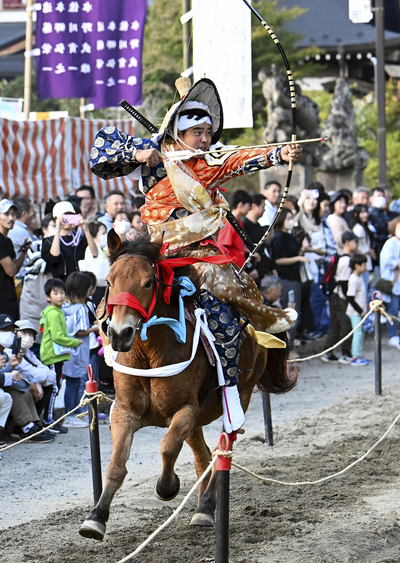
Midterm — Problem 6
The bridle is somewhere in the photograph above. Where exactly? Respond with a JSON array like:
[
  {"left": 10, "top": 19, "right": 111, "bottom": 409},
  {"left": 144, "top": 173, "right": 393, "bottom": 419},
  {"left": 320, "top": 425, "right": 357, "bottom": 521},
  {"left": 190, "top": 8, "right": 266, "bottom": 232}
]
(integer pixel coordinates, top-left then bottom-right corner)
[{"left": 99, "top": 250, "right": 235, "bottom": 335}]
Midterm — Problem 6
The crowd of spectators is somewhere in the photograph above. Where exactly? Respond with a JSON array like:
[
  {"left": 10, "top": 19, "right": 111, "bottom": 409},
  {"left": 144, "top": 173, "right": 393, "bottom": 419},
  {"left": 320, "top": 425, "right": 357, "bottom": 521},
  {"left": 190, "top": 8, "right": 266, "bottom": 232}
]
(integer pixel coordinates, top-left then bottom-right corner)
[{"left": 1, "top": 180, "right": 400, "bottom": 447}]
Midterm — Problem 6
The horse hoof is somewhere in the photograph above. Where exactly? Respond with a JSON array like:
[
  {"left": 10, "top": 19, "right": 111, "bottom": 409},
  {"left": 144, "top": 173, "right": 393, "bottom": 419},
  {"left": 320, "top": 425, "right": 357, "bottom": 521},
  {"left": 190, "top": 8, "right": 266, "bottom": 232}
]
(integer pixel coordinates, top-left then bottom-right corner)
[
  {"left": 79, "top": 519, "right": 106, "bottom": 541},
  {"left": 190, "top": 512, "right": 214, "bottom": 527},
  {"left": 154, "top": 474, "right": 180, "bottom": 501}
]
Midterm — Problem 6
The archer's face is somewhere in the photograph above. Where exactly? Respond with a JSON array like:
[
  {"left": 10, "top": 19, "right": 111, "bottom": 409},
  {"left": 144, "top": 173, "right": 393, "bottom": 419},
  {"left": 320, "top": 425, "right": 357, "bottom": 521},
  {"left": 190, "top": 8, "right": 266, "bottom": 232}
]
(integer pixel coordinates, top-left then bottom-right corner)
[{"left": 179, "top": 123, "right": 213, "bottom": 156}]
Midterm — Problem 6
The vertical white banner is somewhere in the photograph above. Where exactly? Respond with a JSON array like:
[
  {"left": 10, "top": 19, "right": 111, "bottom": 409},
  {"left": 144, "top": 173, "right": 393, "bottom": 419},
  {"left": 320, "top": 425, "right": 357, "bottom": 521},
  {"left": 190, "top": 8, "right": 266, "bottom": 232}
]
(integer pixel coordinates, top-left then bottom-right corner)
[
  {"left": 192, "top": 0, "right": 253, "bottom": 129},
  {"left": 349, "top": 0, "right": 373, "bottom": 23}
]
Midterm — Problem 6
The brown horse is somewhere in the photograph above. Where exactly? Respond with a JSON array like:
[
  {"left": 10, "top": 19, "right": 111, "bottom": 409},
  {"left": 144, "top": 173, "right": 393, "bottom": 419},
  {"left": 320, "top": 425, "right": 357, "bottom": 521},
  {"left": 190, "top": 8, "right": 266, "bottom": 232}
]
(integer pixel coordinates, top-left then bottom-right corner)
[{"left": 79, "top": 231, "right": 297, "bottom": 541}]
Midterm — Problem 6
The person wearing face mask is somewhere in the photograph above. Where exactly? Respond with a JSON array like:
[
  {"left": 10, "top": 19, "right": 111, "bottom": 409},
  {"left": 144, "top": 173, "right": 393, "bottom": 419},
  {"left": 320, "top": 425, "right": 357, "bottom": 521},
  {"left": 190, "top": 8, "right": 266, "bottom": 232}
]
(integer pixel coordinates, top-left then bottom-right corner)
[
  {"left": 10, "top": 320, "right": 67, "bottom": 434},
  {"left": 0, "top": 315, "right": 55, "bottom": 443},
  {"left": 78, "top": 219, "right": 110, "bottom": 307},
  {"left": 41, "top": 201, "right": 98, "bottom": 282},
  {"left": 379, "top": 217, "right": 400, "bottom": 350},
  {"left": 270, "top": 208, "right": 311, "bottom": 344},
  {"left": 19, "top": 214, "right": 55, "bottom": 357},
  {"left": 112, "top": 211, "right": 132, "bottom": 242},
  {"left": 369, "top": 187, "right": 397, "bottom": 260}
]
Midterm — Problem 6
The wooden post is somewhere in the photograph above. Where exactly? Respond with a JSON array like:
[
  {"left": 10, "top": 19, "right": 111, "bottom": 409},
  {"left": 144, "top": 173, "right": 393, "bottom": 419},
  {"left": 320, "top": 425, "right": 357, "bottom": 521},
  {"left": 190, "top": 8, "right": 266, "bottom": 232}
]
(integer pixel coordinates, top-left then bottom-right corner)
[
  {"left": 262, "top": 391, "right": 274, "bottom": 446},
  {"left": 23, "top": 0, "right": 34, "bottom": 120},
  {"left": 374, "top": 0, "right": 387, "bottom": 189}
]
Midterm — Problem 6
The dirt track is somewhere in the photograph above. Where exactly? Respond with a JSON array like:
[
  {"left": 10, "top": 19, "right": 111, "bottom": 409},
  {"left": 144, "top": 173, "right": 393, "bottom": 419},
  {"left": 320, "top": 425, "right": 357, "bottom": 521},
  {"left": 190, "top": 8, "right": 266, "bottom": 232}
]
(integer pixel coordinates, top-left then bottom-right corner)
[{"left": 2, "top": 335, "right": 400, "bottom": 563}]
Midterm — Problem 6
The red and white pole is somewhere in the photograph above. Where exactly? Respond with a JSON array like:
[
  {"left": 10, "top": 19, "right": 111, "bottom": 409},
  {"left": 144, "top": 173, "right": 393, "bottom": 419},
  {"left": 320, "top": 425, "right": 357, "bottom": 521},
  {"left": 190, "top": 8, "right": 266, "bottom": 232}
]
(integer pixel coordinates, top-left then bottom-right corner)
[
  {"left": 86, "top": 365, "right": 102, "bottom": 504},
  {"left": 215, "top": 432, "right": 231, "bottom": 563}
]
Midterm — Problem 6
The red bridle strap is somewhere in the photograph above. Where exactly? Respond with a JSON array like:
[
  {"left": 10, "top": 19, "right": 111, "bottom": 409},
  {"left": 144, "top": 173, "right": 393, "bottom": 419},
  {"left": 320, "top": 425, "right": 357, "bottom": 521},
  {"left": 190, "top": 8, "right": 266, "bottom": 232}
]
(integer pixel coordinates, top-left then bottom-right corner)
[{"left": 107, "top": 290, "right": 157, "bottom": 322}]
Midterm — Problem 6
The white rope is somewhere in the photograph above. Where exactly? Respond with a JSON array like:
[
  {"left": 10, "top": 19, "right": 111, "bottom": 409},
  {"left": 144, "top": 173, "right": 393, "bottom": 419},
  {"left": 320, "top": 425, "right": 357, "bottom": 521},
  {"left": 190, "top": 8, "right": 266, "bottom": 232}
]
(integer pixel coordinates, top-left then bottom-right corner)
[
  {"left": 232, "top": 411, "right": 400, "bottom": 486},
  {"left": 288, "top": 299, "right": 386, "bottom": 363},
  {"left": 0, "top": 391, "right": 112, "bottom": 452},
  {"left": 115, "top": 456, "right": 218, "bottom": 563}
]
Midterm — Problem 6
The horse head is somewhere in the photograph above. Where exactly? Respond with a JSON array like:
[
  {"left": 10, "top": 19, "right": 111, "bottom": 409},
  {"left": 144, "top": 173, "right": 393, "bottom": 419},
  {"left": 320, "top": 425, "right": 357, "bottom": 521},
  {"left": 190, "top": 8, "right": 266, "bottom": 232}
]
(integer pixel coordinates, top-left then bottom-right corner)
[{"left": 105, "top": 230, "right": 163, "bottom": 352}]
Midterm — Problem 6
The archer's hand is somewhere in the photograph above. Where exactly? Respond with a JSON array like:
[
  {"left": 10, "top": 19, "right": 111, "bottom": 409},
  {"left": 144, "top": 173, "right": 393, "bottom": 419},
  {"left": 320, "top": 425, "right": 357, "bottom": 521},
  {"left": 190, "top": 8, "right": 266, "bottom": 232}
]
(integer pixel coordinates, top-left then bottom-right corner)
[
  {"left": 280, "top": 144, "right": 303, "bottom": 163},
  {"left": 135, "top": 148, "right": 167, "bottom": 167}
]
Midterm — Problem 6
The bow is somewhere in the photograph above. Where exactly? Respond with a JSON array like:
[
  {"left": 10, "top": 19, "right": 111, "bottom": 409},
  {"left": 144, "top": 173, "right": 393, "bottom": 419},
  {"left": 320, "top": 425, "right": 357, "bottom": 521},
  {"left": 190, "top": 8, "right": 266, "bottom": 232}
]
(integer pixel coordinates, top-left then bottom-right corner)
[{"left": 238, "top": 0, "right": 298, "bottom": 274}]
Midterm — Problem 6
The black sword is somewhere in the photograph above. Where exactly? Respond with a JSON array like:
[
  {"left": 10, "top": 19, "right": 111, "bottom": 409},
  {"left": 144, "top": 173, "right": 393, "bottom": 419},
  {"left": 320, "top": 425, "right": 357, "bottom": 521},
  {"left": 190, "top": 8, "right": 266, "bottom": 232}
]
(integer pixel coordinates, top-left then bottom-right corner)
[
  {"left": 119, "top": 99, "right": 159, "bottom": 134},
  {"left": 119, "top": 100, "right": 256, "bottom": 253}
]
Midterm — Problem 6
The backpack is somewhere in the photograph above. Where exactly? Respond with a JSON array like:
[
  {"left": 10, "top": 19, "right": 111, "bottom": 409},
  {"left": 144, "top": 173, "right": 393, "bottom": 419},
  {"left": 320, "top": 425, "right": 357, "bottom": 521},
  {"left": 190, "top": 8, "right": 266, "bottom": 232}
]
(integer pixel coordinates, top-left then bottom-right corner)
[{"left": 321, "top": 253, "right": 340, "bottom": 295}]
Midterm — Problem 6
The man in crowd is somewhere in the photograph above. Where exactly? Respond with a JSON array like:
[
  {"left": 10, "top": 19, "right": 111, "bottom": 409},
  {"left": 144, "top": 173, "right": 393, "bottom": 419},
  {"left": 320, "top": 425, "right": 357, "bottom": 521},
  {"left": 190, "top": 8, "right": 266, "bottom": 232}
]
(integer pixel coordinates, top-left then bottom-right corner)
[
  {"left": 369, "top": 187, "right": 396, "bottom": 258},
  {"left": 259, "top": 180, "right": 281, "bottom": 228},
  {"left": 98, "top": 190, "right": 126, "bottom": 232},
  {"left": 0, "top": 200, "right": 31, "bottom": 319},
  {"left": 8, "top": 197, "right": 39, "bottom": 280},
  {"left": 345, "top": 186, "right": 369, "bottom": 223},
  {"left": 75, "top": 185, "right": 99, "bottom": 220},
  {"left": 243, "top": 193, "right": 275, "bottom": 284},
  {"left": 218, "top": 189, "right": 252, "bottom": 268}
]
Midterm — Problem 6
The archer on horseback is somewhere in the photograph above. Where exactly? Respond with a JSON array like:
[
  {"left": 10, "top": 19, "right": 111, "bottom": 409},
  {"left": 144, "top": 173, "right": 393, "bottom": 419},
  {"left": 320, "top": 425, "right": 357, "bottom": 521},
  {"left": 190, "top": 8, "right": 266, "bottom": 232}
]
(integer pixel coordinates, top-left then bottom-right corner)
[{"left": 90, "top": 76, "right": 302, "bottom": 432}]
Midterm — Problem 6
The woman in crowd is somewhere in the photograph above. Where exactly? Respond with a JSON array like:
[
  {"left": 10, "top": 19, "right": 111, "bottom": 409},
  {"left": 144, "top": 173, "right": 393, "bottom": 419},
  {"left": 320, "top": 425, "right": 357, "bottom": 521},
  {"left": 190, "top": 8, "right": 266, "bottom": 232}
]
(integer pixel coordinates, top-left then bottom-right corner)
[
  {"left": 270, "top": 207, "right": 311, "bottom": 342},
  {"left": 326, "top": 192, "right": 350, "bottom": 253},
  {"left": 349, "top": 204, "right": 375, "bottom": 295},
  {"left": 41, "top": 201, "right": 98, "bottom": 282},
  {"left": 379, "top": 217, "right": 400, "bottom": 350},
  {"left": 78, "top": 219, "right": 109, "bottom": 307}
]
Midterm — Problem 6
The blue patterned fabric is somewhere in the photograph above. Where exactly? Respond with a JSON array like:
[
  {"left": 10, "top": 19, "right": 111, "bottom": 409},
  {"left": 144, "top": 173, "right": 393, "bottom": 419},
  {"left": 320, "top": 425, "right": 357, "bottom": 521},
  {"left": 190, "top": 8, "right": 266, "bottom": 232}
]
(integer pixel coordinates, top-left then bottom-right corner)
[
  {"left": 90, "top": 128, "right": 167, "bottom": 194},
  {"left": 198, "top": 289, "right": 241, "bottom": 387}
]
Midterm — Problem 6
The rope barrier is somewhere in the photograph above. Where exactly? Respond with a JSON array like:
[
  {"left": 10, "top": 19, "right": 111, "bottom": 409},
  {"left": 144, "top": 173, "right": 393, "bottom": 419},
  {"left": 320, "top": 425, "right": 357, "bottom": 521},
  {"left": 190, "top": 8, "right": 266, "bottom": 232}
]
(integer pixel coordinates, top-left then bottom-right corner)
[
  {"left": 288, "top": 299, "right": 388, "bottom": 363},
  {"left": 0, "top": 390, "right": 113, "bottom": 452},
  {"left": 232, "top": 411, "right": 400, "bottom": 486}
]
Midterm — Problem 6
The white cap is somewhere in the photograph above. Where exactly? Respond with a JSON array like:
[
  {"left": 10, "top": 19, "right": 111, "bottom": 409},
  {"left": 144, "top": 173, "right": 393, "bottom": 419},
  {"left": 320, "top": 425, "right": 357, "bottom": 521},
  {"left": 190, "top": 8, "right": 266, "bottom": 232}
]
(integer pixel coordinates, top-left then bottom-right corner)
[
  {"left": 0, "top": 199, "right": 17, "bottom": 214},
  {"left": 52, "top": 201, "right": 75, "bottom": 218}
]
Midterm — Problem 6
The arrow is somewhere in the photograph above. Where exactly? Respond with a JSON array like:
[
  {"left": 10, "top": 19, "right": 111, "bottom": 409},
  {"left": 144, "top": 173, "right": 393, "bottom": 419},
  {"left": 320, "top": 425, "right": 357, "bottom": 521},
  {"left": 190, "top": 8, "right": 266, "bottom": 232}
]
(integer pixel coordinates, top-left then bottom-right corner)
[{"left": 164, "top": 137, "right": 328, "bottom": 161}]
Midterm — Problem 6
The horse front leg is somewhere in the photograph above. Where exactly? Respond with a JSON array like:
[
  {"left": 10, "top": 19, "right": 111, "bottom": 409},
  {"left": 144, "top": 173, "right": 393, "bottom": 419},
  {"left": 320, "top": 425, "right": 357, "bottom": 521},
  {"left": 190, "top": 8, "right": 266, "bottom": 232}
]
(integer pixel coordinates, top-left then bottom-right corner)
[
  {"left": 79, "top": 404, "right": 141, "bottom": 540},
  {"left": 185, "top": 426, "right": 212, "bottom": 499},
  {"left": 190, "top": 439, "right": 234, "bottom": 527},
  {"left": 155, "top": 404, "right": 197, "bottom": 501}
]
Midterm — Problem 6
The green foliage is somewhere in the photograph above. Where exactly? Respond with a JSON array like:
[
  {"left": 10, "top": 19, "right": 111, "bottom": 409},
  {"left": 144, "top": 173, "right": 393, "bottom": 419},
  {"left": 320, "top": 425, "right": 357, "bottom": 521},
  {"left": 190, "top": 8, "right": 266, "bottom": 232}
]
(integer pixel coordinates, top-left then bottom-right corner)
[
  {"left": 307, "top": 89, "right": 332, "bottom": 123},
  {"left": 355, "top": 81, "right": 400, "bottom": 197}
]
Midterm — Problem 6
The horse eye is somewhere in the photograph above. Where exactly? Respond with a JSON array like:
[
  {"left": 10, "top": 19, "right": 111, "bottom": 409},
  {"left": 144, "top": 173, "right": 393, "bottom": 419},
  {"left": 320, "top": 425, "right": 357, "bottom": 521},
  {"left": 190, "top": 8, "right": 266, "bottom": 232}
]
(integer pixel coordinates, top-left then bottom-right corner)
[{"left": 144, "top": 279, "right": 153, "bottom": 289}]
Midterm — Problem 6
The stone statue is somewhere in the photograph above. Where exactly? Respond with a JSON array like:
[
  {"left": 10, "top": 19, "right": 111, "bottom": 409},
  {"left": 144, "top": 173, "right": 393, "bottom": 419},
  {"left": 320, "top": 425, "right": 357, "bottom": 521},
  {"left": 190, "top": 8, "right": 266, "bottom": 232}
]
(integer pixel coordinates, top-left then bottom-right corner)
[
  {"left": 319, "top": 78, "right": 368, "bottom": 174},
  {"left": 260, "top": 64, "right": 322, "bottom": 168}
]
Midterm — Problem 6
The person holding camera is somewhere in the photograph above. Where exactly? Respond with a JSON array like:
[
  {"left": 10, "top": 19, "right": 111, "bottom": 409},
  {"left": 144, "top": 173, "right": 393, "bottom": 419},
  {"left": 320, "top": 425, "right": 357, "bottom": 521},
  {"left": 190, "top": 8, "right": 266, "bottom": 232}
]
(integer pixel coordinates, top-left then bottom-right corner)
[
  {"left": 0, "top": 314, "right": 55, "bottom": 443},
  {"left": 41, "top": 201, "right": 98, "bottom": 282},
  {"left": 0, "top": 199, "right": 32, "bottom": 320}
]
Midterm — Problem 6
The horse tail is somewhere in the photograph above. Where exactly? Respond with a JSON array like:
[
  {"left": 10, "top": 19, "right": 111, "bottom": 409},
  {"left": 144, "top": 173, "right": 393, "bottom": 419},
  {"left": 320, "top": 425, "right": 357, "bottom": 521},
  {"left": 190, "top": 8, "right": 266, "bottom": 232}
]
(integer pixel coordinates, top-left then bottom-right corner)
[{"left": 256, "top": 332, "right": 298, "bottom": 394}]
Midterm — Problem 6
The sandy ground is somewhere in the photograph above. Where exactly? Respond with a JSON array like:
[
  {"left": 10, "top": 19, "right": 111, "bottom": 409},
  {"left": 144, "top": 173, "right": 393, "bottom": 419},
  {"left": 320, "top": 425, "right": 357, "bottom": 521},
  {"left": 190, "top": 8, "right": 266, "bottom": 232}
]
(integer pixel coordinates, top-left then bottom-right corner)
[{"left": 2, "top": 333, "right": 400, "bottom": 562}]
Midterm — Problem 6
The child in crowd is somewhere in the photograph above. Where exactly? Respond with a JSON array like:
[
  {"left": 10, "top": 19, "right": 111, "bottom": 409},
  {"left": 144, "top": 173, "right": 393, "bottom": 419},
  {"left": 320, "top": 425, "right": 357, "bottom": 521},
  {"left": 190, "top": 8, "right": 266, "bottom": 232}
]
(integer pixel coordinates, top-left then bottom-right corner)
[
  {"left": 82, "top": 271, "right": 101, "bottom": 385},
  {"left": 40, "top": 278, "right": 82, "bottom": 391},
  {"left": 346, "top": 253, "right": 372, "bottom": 367},
  {"left": 322, "top": 231, "right": 359, "bottom": 364},
  {"left": 62, "top": 272, "right": 98, "bottom": 428}
]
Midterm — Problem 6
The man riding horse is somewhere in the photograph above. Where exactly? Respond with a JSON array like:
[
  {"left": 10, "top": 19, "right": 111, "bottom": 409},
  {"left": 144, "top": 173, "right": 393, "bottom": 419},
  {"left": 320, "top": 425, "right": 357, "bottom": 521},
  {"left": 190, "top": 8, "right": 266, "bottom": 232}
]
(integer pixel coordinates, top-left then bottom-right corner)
[{"left": 90, "top": 77, "right": 302, "bottom": 431}]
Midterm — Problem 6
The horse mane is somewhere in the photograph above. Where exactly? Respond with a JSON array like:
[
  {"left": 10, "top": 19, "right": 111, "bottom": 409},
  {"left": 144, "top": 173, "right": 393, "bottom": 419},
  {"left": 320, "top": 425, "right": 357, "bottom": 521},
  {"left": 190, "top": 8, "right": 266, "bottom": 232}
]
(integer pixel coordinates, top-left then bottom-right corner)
[
  {"left": 108, "top": 236, "right": 162, "bottom": 266},
  {"left": 108, "top": 236, "right": 202, "bottom": 296}
]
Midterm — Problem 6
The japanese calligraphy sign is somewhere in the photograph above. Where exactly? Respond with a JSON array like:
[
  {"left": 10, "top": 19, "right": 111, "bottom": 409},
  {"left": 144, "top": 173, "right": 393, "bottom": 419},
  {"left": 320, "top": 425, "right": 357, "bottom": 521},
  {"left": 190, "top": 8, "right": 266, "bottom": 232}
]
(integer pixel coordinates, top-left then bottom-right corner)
[{"left": 36, "top": 0, "right": 147, "bottom": 108}]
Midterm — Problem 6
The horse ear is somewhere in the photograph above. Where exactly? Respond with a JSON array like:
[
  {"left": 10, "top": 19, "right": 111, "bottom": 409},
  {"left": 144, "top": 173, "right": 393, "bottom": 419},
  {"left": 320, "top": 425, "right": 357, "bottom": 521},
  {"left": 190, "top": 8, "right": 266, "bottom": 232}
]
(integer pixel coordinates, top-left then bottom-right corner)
[
  {"left": 107, "top": 229, "right": 122, "bottom": 253},
  {"left": 153, "top": 233, "right": 164, "bottom": 246}
]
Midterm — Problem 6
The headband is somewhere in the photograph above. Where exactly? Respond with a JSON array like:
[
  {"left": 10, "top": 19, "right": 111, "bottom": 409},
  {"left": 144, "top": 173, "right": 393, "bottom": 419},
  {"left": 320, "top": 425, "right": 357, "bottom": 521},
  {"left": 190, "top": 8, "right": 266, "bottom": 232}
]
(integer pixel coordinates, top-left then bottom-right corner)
[{"left": 177, "top": 114, "right": 212, "bottom": 132}]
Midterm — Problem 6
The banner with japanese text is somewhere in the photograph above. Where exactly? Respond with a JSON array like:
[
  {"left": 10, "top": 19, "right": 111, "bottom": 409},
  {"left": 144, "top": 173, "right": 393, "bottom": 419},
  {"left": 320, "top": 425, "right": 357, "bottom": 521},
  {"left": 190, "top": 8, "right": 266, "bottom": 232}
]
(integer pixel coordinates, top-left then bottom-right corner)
[{"left": 35, "top": 0, "right": 147, "bottom": 108}]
